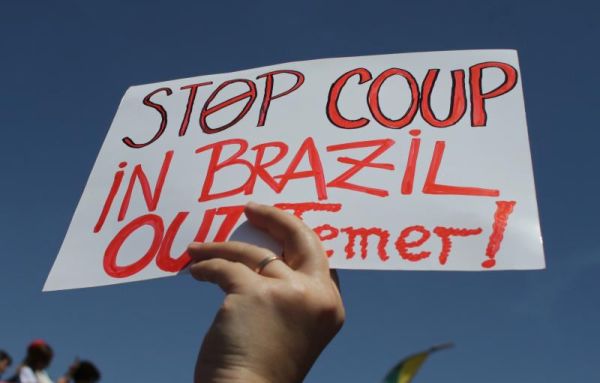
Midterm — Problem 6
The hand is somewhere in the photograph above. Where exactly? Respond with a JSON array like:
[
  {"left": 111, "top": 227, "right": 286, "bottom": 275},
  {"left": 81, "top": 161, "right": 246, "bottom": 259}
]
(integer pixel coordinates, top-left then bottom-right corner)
[{"left": 188, "top": 202, "right": 345, "bottom": 383}]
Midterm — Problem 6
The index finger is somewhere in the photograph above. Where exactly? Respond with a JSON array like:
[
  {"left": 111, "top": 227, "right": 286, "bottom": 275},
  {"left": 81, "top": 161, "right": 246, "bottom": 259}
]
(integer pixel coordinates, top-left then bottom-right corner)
[{"left": 244, "top": 202, "right": 329, "bottom": 275}]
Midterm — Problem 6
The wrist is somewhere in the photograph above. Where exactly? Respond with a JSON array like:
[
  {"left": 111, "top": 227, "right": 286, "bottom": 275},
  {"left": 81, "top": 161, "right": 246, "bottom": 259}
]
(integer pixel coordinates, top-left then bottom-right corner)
[
  {"left": 195, "top": 364, "right": 271, "bottom": 383},
  {"left": 195, "top": 358, "right": 306, "bottom": 383}
]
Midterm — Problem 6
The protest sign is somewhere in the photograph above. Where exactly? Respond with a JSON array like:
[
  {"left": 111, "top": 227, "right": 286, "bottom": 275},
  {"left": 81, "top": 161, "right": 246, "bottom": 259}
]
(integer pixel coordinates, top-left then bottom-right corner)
[{"left": 44, "top": 50, "right": 544, "bottom": 291}]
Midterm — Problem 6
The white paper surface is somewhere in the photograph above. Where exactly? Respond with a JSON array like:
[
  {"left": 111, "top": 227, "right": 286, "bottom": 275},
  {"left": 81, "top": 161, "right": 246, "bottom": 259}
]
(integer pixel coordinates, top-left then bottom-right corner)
[{"left": 44, "top": 49, "right": 544, "bottom": 291}]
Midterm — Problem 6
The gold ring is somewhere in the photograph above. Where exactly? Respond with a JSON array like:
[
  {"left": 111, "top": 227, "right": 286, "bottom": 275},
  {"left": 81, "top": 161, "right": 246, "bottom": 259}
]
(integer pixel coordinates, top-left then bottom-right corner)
[{"left": 255, "top": 255, "right": 284, "bottom": 275}]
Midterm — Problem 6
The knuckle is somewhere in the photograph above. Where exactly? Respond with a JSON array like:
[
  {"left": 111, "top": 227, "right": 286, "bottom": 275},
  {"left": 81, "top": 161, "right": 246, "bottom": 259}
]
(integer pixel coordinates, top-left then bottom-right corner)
[
  {"left": 220, "top": 295, "right": 237, "bottom": 313},
  {"left": 317, "top": 301, "right": 346, "bottom": 331},
  {"left": 291, "top": 229, "right": 318, "bottom": 247},
  {"left": 229, "top": 261, "right": 248, "bottom": 275},
  {"left": 312, "top": 288, "right": 346, "bottom": 329},
  {"left": 263, "top": 280, "right": 308, "bottom": 303},
  {"left": 287, "top": 281, "right": 309, "bottom": 300}
]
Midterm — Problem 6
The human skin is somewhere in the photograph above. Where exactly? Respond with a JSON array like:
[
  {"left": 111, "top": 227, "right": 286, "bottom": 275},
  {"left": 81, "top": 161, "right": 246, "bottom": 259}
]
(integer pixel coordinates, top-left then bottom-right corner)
[
  {"left": 188, "top": 202, "right": 345, "bottom": 383},
  {"left": 56, "top": 359, "right": 79, "bottom": 383},
  {"left": 0, "top": 358, "right": 9, "bottom": 375}
]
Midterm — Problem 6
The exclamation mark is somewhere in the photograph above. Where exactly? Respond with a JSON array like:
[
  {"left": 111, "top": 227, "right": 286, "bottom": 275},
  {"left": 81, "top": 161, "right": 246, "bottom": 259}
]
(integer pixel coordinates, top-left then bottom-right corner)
[{"left": 482, "top": 200, "right": 517, "bottom": 268}]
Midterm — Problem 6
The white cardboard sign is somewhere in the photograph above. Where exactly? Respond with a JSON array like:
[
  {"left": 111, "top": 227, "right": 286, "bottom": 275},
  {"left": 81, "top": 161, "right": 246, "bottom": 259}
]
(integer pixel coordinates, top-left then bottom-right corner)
[{"left": 44, "top": 50, "right": 544, "bottom": 291}]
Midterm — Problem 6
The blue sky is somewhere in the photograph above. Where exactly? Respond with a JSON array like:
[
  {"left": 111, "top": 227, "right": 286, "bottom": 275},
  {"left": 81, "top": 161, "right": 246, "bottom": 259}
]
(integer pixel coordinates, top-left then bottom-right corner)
[{"left": 1, "top": 0, "right": 598, "bottom": 382}]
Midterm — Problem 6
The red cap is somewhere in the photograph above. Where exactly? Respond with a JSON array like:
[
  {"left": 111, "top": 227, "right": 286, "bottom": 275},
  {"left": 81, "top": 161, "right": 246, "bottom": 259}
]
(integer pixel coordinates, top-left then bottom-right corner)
[{"left": 28, "top": 339, "right": 48, "bottom": 348}]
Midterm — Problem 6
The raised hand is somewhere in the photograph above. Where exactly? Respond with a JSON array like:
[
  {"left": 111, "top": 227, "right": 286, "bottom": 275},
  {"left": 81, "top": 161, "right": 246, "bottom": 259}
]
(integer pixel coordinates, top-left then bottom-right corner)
[{"left": 189, "top": 202, "right": 345, "bottom": 383}]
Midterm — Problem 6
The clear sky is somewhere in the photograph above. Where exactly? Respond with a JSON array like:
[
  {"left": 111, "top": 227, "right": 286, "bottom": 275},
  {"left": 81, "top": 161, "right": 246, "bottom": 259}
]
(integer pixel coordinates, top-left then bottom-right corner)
[{"left": 1, "top": 0, "right": 598, "bottom": 382}]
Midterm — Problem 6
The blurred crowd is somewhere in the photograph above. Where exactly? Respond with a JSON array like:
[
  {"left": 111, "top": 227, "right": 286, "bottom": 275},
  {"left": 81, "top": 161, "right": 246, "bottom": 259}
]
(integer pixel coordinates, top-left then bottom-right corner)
[{"left": 0, "top": 341, "right": 99, "bottom": 383}]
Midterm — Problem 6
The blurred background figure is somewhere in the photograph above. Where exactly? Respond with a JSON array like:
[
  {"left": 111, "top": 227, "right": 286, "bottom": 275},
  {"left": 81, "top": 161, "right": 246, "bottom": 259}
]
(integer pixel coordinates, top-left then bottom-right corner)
[
  {"left": 8, "top": 340, "right": 53, "bottom": 383},
  {"left": 0, "top": 350, "right": 12, "bottom": 379},
  {"left": 57, "top": 360, "right": 100, "bottom": 383}
]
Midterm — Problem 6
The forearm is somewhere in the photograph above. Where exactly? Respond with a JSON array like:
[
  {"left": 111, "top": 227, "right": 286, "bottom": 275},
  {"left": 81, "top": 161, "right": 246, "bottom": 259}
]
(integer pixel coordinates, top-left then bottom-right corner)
[
  {"left": 195, "top": 353, "right": 306, "bottom": 383},
  {"left": 195, "top": 367, "right": 268, "bottom": 383}
]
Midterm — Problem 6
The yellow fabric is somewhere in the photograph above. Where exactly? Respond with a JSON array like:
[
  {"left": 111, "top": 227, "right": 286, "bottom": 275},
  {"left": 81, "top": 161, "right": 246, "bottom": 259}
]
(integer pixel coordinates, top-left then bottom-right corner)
[{"left": 396, "top": 353, "right": 428, "bottom": 383}]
